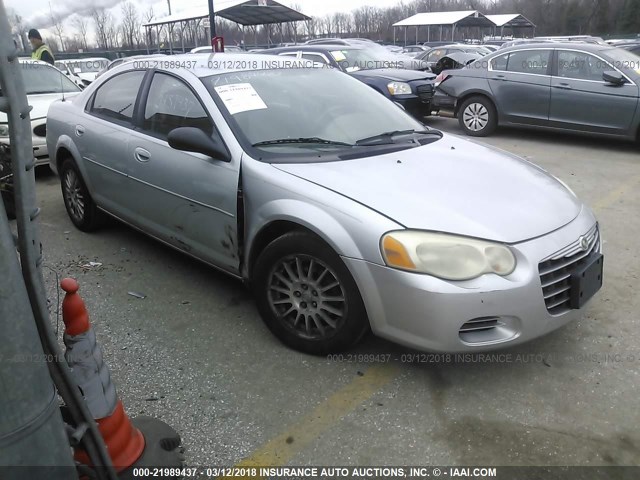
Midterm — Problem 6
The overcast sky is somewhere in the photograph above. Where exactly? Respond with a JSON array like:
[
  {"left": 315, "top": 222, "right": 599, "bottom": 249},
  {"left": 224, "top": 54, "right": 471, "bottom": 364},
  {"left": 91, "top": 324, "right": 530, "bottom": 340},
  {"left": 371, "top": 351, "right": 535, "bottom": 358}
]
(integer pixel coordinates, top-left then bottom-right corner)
[{"left": 6, "top": 0, "right": 402, "bottom": 35}]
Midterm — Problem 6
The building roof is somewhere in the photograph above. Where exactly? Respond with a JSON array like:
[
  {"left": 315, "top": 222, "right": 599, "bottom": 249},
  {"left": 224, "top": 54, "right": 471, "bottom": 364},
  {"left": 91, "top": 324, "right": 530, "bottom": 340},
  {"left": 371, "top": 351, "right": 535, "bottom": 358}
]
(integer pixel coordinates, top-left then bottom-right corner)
[
  {"left": 393, "top": 10, "right": 494, "bottom": 28},
  {"left": 485, "top": 14, "right": 536, "bottom": 28},
  {"left": 143, "top": 0, "right": 310, "bottom": 28}
]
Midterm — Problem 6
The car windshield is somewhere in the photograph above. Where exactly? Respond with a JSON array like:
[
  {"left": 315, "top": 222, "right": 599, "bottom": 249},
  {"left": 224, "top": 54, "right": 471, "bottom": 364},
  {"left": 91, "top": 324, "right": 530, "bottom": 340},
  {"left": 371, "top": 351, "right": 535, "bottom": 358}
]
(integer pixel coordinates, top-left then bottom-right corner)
[
  {"left": 328, "top": 48, "right": 404, "bottom": 72},
  {"left": 19, "top": 62, "right": 80, "bottom": 94},
  {"left": 602, "top": 47, "right": 640, "bottom": 74},
  {"left": 203, "top": 67, "right": 431, "bottom": 158}
]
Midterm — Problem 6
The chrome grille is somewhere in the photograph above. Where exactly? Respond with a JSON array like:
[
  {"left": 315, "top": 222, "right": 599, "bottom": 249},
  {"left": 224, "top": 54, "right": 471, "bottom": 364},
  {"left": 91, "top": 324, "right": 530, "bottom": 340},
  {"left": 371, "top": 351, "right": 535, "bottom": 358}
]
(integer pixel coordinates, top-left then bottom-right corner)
[
  {"left": 539, "top": 224, "right": 600, "bottom": 315},
  {"left": 416, "top": 84, "right": 434, "bottom": 101}
]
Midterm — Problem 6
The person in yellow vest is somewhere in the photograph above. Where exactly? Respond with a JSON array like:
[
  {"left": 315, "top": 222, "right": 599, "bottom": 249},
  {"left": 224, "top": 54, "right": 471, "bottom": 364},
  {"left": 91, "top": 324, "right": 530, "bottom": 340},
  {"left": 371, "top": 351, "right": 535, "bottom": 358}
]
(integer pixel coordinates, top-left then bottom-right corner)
[{"left": 28, "top": 29, "right": 54, "bottom": 65}]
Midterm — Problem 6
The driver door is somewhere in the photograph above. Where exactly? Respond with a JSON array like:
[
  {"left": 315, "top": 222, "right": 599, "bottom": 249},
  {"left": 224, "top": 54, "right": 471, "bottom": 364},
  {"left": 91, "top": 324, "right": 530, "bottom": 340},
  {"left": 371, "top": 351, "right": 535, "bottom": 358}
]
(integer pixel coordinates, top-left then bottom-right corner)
[{"left": 124, "top": 71, "right": 241, "bottom": 273}]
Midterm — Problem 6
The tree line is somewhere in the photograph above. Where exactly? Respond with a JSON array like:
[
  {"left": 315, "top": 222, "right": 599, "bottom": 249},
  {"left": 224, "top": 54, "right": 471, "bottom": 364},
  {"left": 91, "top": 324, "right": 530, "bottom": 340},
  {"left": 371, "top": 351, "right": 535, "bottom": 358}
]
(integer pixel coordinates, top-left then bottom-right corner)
[{"left": 8, "top": 0, "right": 640, "bottom": 53}]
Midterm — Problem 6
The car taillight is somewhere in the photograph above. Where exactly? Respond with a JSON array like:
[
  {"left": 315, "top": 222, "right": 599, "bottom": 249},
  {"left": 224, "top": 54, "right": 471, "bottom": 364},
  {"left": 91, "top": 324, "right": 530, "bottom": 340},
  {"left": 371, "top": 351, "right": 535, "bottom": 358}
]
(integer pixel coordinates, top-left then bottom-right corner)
[{"left": 434, "top": 73, "right": 450, "bottom": 87}]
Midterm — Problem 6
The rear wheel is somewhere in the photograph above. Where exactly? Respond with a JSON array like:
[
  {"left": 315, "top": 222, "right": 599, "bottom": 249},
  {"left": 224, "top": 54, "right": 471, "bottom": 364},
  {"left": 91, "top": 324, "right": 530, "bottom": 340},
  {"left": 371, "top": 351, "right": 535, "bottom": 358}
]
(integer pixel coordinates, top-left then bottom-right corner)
[
  {"left": 458, "top": 96, "right": 497, "bottom": 137},
  {"left": 252, "top": 231, "right": 369, "bottom": 355},
  {"left": 60, "top": 159, "right": 105, "bottom": 231}
]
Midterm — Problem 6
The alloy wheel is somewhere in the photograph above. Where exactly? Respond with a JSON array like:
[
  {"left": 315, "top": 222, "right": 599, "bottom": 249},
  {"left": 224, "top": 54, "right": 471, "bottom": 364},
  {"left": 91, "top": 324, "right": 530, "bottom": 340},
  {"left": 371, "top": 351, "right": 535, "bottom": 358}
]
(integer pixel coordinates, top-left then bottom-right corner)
[
  {"left": 463, "top": 102, "right": 489, "bottom": 132},
  {"left": 63, "top": 169, "right": 85, "bottom": 223},
  {"left": 267, "top": 254, "right": 346, "bottom": 340}
]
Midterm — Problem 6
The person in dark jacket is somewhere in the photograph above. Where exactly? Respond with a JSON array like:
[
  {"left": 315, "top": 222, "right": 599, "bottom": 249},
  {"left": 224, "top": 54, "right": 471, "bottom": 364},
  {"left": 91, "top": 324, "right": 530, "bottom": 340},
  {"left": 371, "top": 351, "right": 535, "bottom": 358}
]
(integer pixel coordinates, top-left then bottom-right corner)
[{"left": 28, "top": 29, "right": 54, "bottom": 65}]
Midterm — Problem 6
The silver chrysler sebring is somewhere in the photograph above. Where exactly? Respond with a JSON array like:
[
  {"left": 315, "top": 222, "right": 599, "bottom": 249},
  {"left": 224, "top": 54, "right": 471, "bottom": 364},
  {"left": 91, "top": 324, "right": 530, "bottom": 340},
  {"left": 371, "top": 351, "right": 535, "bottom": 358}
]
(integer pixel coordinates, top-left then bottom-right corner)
[{"left": 46, "top": 54, "right": 603, "bottom": 355}]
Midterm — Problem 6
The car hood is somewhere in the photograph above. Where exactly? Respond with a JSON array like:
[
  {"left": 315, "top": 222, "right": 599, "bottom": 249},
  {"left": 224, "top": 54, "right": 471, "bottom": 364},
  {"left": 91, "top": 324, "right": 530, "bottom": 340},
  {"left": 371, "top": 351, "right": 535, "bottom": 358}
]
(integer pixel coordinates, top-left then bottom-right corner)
[
  {"left": 351, "top": 68, "right": 435, "bottom": 82},
  {"left": 0, "top": 92, "right": 79, "bottom": 122},
  {"left": 272, "top": 134, "right": 582, "bottom": 243}
]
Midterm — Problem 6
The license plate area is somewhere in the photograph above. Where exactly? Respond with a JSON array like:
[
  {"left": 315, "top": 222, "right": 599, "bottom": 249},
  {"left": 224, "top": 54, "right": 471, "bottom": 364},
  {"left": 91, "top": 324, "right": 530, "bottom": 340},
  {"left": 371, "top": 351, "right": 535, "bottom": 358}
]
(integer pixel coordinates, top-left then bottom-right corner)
[{"left": 570, "top": 253, "right": 604, "bottom": 309}]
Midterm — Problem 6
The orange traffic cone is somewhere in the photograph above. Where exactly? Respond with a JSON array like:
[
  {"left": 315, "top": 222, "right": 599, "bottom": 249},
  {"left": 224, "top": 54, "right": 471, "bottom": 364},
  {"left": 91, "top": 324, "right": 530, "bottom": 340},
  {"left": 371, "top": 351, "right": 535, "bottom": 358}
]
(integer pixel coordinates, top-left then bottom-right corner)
[{"left": 61, "top": 278, "right": 145, "bottom": 471}]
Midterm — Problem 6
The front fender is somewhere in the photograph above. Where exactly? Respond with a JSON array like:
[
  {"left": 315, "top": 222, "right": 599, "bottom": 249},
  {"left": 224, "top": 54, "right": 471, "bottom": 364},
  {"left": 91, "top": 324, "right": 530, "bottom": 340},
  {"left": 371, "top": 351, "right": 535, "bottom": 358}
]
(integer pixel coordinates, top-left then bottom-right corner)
[{"left": 247, "top": 198, "right": 365, "bottom": 264}]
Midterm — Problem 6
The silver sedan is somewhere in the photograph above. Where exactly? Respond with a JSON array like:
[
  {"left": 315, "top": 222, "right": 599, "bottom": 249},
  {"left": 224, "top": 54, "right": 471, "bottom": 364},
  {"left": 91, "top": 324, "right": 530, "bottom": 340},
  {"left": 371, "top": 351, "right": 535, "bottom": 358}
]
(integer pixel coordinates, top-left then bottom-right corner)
[{"left": 46, "top": 54, "right": 603, "bottom": 354}]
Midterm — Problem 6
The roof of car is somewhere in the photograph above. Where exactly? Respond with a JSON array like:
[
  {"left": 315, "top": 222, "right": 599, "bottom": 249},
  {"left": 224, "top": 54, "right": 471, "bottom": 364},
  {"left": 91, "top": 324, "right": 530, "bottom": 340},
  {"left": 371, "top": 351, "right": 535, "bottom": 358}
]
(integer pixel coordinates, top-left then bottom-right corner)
[
  {"left": 496, "top": 42, "right": 616, "bottom": 53},
  {"left": 113, "top": 53, "right": 322, "bottom": 78},
  {"left": 268, "top": 45, "right": 365, "bottom": 53},
  {"left": 57, "top": 57, "right": 109, "bottom": 63}
]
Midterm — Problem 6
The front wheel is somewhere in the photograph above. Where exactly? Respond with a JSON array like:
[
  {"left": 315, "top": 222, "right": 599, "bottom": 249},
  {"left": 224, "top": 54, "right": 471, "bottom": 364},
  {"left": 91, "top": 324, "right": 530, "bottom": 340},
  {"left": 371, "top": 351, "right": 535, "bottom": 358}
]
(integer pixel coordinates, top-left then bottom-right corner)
[
  {"left": 458, "top": 96, "right": 497, "bottom": 137},
  {"left": 252, "top": 231, "right": 369, "bottom": 355}
]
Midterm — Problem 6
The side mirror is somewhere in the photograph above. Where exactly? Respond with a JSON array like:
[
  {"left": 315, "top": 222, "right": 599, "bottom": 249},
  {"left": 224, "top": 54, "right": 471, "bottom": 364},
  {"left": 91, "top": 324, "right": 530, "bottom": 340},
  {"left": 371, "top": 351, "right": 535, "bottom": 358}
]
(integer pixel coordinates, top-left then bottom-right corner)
[
  {"left": 603, "top": 70, "right": 625, "bottom": 85},
  {"left": 168, "top": 127, "right": 230, "bottom": 162}
]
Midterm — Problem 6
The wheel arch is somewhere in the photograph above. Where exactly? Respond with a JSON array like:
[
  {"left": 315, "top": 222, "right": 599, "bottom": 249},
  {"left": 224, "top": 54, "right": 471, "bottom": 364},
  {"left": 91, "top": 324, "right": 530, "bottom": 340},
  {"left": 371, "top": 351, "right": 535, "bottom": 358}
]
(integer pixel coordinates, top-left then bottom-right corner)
[{"left": 243, "top": 200, "right": 367, "bottom": 280}]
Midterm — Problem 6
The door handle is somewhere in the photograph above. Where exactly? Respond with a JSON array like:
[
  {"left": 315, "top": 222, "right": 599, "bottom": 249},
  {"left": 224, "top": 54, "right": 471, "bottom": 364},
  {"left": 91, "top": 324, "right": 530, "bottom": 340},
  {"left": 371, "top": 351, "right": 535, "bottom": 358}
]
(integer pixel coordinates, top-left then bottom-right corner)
[
  {"left": 492, "top": 74, "right": 506, "bottom": 81},
  {"left": 134, "top": 147, "right": 151, "bottom": 163},
  {"left": 75, "top": 125, "right": 85, "bottom": 136},
  {"left": 556, "top": 82, "right": 572, "bottom": 90}
]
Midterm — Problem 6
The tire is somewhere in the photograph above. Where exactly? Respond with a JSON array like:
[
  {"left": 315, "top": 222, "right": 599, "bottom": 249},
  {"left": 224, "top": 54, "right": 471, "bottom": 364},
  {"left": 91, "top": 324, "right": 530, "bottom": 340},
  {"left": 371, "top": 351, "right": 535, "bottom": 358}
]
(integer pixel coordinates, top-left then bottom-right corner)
[
  {"left": 252, "top": 231, "right": 369, "bottom": 355},
  {"left": 1, "top": 190, "right": 15, "bottom": 220},
  {"left": 458, "top": 96, "right": 497, "bottom": 137},
  {"left": 60, "top": 159, "right": 105, "bottom": 232}
]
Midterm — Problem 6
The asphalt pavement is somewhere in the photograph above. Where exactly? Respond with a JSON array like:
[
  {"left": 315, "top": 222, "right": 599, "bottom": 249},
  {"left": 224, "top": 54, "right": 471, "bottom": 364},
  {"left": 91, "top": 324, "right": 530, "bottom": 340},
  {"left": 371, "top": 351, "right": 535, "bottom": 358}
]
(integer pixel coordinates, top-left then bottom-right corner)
[{"left": 23, "top": 118, "right": 640, "bottom": 469}]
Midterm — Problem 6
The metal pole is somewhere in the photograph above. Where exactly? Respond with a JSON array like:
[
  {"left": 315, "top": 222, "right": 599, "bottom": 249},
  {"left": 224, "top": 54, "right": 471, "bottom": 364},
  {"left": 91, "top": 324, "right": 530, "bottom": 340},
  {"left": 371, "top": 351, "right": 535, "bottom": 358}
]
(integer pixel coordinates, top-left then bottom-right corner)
[
  {"left": 208, "top": 0, "right": 216, "bottom": 43},
  {"left": 0, "top": 3, "right": 116, "bottom": 478}
]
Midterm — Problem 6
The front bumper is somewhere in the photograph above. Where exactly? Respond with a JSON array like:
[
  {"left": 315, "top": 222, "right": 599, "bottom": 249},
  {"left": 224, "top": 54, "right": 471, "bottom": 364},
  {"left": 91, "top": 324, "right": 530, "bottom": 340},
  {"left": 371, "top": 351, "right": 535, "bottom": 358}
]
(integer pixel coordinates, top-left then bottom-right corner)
[
  {"left": 0, "top": 135, "right": 49, "bottom": 166},
  {"left": 344, "top": 207, "right": 600, "bottom": 352}
]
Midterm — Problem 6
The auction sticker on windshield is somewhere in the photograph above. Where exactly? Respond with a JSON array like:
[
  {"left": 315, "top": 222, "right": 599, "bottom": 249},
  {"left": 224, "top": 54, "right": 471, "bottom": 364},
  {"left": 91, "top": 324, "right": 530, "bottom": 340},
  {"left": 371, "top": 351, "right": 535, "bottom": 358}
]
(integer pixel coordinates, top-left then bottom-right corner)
[{"left": 214, "top": 83, "right": 268, "bottom": 115}]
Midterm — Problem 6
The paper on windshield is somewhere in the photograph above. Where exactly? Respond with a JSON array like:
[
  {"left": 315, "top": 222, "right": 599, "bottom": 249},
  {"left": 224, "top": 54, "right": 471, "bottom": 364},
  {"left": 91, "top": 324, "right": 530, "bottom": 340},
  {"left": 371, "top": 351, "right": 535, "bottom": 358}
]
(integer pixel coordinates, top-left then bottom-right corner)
[
  {"left": 214, "top": 83, "right": 267, "bottom": 115},
  {"left": 331, "top": 50, "right": 347, "bottom": 62}
]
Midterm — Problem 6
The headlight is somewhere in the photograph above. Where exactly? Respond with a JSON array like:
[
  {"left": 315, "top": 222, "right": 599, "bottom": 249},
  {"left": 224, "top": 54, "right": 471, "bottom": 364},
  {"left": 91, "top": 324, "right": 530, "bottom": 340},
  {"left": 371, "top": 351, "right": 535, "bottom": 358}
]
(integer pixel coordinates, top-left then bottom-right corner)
[
  {"left": 387, "top": 81, "right": 412, "bottom": 96},
  {"left": 0, "top": 124, "right": 8, "bottom": 137},
  {"left": 381, "top": 231, "right": 516, "bottom": 280}
]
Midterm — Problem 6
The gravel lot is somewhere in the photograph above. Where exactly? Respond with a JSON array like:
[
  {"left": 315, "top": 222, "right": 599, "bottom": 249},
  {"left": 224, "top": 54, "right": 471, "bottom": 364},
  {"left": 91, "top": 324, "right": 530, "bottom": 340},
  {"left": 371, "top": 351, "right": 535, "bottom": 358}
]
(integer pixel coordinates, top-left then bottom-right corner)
[{"left": 24, "top": 118, "right": 640, "bottom": 469}]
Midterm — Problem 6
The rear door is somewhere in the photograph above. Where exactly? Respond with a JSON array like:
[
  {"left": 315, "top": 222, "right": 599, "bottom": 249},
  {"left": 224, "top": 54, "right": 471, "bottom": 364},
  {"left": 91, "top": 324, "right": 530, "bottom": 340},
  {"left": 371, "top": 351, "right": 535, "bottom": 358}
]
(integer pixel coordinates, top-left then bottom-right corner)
[
  {"left": 548, "top": 49, "right": 639, "bottom": 135},
  {"left": 488, "top": 48, "right": 552, "bottom": 125},
  {"left": 124, "top": 71, "right": 241, "bottom": 272}
]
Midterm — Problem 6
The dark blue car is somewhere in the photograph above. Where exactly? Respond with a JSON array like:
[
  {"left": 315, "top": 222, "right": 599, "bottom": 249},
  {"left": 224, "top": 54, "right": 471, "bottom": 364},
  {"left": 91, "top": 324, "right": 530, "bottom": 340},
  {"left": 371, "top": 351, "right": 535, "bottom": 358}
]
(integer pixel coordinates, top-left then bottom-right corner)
[{"left": 266, "top": 45, "right": 436, "bottom": 119}]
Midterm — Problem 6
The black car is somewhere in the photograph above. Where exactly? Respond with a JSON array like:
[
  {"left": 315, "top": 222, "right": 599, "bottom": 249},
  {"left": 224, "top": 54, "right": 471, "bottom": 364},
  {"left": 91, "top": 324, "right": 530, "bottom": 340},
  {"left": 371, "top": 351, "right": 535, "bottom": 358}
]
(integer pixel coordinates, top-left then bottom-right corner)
[{"left": 266, "top": 45, "right": 436, "bottom": 119}]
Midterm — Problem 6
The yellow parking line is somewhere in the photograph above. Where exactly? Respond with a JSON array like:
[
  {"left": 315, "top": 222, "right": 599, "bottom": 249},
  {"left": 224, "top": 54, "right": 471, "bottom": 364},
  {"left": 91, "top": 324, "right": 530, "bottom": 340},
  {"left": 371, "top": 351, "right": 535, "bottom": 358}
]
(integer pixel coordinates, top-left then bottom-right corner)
[
  {"left": 222, "top": 363, "right": 399, "bottom": 479},
  {"left": 592, "top": 174, "right": 640, "bottom": 212}
]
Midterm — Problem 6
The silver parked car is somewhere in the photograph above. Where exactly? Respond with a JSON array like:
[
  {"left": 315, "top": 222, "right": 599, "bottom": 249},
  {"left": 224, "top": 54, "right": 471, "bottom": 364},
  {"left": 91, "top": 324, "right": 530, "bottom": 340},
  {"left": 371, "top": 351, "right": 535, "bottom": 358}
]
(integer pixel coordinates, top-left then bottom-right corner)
[
  {"left": 47, "top": 54, "right": 603, "bottom": 354},
  {"left": 433, "top": 43, "right": 640, "bottom": 138}
]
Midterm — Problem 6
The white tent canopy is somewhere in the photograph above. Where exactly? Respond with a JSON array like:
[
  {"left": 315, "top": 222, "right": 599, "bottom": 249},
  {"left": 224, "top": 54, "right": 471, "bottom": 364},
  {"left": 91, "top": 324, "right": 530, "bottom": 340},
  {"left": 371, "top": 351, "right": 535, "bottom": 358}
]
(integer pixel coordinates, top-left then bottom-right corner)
[
  {"left": 393, "top": 10, "right": 493, "bottom": 28},
  {"left": 393, "top": 10, "right": 494, "bottom": 44},
  {"left": 485, "top": 14, "right": 536, "bottom": 29},
  {"left": 142, "top": 0, "right": 310, "bottom": 28}
]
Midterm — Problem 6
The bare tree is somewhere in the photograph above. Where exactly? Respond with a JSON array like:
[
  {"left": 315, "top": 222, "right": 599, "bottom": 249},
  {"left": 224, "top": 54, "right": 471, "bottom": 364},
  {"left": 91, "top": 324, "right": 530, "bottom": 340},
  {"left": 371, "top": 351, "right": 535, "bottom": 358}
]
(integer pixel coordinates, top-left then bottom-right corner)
[
  {"left": 72, "top": 15, "right": 89, "bottom": 50},
  {"left": 143, "top": 6, "right": 156, "bottom": 48},
  {"left": 50, "top": 6, "right": 66, "bottom": 52},
  {"left": 121, "top": 2, "right": 140, "bottom": 48}
]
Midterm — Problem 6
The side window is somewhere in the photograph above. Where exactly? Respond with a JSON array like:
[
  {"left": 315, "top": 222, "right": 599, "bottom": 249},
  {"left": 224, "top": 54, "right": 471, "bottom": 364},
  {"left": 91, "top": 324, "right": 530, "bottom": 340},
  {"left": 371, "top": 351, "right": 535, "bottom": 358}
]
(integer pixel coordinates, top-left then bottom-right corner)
[
  {"left": 142, "top": 73, "right": 213, "bottom": 140},
  {"left": 506, "top": 50, "right": 550, "bottom": 75},
  {"left": 557, "top": 51, "right": 610, "bottom": 81},
  {"left": 89, "top": 70, "right": 146, "bottom": 124},
  {"left": 301, "top": 53, "right": 329, "bottom": 64},
  {"left": 490, "top": 53, "right": 509, "bottom": 71},
  {"left": 278, "top": 52, "right": 299, "bottom": 58}
]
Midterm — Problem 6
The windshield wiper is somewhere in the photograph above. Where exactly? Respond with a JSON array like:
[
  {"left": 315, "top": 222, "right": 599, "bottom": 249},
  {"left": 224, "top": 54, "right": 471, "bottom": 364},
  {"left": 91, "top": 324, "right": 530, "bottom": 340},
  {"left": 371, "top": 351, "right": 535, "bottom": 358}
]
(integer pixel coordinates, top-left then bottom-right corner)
[
  {"left": 355, "top": 129, "right": 438, "bottom": 146},
  {"left": 253, "top": 137, "right": 354, "bottom": 147}
]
